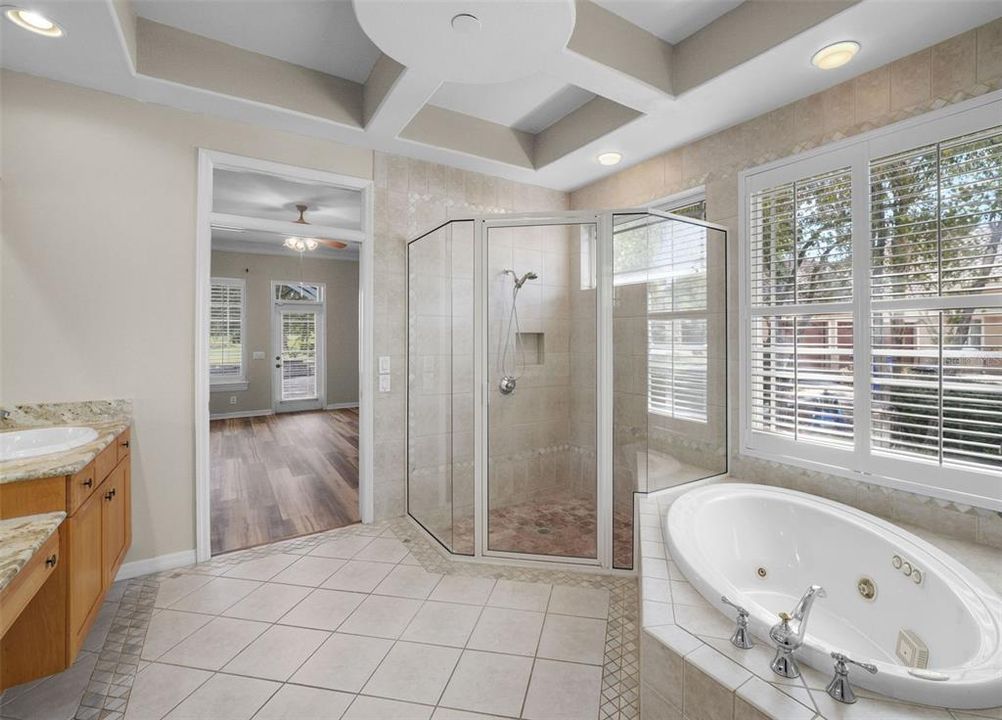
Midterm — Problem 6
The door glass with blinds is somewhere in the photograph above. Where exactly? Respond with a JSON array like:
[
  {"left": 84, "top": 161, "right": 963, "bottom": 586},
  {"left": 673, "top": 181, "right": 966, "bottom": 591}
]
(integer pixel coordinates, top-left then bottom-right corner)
[
  {"left": 272, "top": 281, "right": 325, "bottom": 410},
  {"left": 744, "top": 107, "right": 1002, "bottom": 505},
  {"left": 209, "top": 278, "right": 245, "bottom": 382},
  {"left": 612, "top": 211, "right": 727, "bottom": 568}
]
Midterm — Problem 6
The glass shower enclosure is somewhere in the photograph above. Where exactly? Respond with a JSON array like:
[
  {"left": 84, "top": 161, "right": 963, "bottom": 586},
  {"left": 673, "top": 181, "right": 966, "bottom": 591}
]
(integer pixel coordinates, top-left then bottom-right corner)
[{"left": 407, "top": 210, "right": 727, "bottom": 569}]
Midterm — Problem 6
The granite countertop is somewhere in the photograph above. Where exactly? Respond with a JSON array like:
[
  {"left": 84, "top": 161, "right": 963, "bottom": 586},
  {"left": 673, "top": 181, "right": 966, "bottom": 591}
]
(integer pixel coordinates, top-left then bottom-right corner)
[
  {"left": 0, "top": 400, "right": 132, "bottom": 485},
  {"left": 0, "top": 511, "right": 66, "bottom": 593}
]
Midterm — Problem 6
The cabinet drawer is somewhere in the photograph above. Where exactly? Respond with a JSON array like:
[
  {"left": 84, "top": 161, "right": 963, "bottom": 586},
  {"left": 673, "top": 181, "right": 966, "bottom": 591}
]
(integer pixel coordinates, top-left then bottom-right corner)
[
  {"left": 116, "top": 429, "right": 131, "bottom": 463},
  {"left": 94, "top": 441, "right": 117, "bottom": 484},
  {"left": 0, "top": 531, "right": 60, "bottom": 639},
  {"left": 68, "top": 463, "right": 97, "bottom": 515}
]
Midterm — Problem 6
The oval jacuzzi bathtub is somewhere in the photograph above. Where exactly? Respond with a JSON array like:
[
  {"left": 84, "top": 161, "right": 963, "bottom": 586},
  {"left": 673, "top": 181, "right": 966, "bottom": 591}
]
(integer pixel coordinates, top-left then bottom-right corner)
[{"left": 664, "top": 483, "right": 1002, "bottom": 709}]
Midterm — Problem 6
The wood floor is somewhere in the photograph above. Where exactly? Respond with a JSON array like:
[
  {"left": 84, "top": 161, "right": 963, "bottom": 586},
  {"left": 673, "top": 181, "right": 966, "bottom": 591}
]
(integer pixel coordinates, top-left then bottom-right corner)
[{"left": 210, "top": 409, "right": 360, "bottom": 555}]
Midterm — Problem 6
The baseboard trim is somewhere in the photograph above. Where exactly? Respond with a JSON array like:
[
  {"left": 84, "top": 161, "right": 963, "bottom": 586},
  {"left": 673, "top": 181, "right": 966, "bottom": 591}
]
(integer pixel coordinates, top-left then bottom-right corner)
[
  {"left": 326, "top": 402, "right": 359, "bottom": 410},
  {"left": 209, "top": 409, "right": 275, "bottom": 420},
  {"left": 116, "top": 550, "right": 196, "bottom": 581}
]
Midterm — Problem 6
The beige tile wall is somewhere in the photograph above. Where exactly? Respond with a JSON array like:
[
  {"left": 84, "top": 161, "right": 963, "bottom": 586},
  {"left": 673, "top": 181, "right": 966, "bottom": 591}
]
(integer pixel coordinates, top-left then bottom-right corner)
[
  {"left": 373, "top": 155, "right": 568, "bottom": 521},
  {"left": 572, "top": 20, "right": 1002, "bottom": 549}
]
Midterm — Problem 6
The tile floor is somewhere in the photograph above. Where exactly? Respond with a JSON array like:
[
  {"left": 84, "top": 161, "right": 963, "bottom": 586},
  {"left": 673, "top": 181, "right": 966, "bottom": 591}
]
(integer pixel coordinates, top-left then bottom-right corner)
[{"left": 0, "top": 518, "right": 639, "bottom": 720}]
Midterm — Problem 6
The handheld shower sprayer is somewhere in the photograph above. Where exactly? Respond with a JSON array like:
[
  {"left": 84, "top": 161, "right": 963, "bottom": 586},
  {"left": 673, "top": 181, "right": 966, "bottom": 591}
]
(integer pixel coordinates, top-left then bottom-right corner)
[{"left": 498, "top": 269, "right": 539, "bottom": 395}]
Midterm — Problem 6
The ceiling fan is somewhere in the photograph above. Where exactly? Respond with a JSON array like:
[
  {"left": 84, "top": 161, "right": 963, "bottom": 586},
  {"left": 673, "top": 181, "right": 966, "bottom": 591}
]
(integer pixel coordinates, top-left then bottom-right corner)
[{"left": 288, "top": 203, "right": 347, "bottom": 250}]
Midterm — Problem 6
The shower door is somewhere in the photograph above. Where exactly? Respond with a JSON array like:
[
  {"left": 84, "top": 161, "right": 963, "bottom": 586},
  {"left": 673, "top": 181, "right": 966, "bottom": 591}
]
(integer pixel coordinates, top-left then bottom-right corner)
[{"left": 483, "top": 218, "right": 602, "bottom": 562}]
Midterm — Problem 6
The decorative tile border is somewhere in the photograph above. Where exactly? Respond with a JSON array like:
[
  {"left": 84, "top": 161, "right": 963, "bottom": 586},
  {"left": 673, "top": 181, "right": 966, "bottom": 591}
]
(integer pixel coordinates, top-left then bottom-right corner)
[{"left": 66, "top": 517, "right": 639, "bottom": 720}]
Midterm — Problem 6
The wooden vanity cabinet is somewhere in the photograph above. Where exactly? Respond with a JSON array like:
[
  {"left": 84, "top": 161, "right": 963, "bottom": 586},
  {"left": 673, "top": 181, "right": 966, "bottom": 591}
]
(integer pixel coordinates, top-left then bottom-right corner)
[{"left": 0, "top": 427, "right": 132, "bottom": 689}]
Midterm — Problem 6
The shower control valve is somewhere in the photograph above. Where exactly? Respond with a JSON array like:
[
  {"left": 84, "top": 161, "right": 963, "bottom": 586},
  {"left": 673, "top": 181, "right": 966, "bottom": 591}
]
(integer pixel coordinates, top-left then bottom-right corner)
[{"left": 499, "top": 376, "right": 517, "bottom": 395}]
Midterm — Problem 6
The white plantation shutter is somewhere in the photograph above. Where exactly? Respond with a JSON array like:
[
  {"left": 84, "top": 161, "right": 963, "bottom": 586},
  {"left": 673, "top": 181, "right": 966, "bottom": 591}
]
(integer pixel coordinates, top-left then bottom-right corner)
[
  {"left": 748, "top": 167, "right": 855, "bottom": 447},
  {"left": 745, "top": 109, "right": 1002, "bottom": 504},
  {"left": 869, "top": 123, "right": 1002, "bottom": 472},
  {"left": 209, "top": 278, "right": 244, "bottom": 380}
]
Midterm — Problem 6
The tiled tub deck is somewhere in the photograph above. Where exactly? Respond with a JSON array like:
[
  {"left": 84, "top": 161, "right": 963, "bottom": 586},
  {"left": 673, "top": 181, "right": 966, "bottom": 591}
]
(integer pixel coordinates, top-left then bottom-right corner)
[{"left": 637, "top": 491, "right": 1002, "bottom": 720}]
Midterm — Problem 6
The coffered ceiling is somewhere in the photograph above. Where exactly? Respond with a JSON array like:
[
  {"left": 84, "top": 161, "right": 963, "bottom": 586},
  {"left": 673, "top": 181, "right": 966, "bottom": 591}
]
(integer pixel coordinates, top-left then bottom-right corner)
[{"left": 2, "top": 0, "right": 1000, "bottom": 191}]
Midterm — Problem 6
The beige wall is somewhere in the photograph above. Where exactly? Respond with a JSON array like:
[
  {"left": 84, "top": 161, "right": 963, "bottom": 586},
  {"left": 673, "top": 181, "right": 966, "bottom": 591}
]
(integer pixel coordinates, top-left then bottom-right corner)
[
  {"left": 572, "top": 20, "right": 1002, "bottom": 546},
  {"left": 208, "top": 251, "right": 359, "bottom": 415},
  {"left": 0, "top": 71, "right": 372, "bottom": 564}
]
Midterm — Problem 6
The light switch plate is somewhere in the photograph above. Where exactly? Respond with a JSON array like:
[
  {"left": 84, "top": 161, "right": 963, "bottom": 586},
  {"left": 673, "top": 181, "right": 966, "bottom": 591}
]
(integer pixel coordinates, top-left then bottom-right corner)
[
  {"left": 379, "top": 374, "right": 391, "bottom": 393},
  {"left": 379, "top": 356, "right": 391, "bottom": 374}
]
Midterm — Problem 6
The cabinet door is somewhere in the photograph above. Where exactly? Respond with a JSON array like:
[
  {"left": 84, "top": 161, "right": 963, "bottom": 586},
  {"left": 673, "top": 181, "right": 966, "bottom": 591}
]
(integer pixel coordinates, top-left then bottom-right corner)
[
  {"left": 102, "top": 462, "right": 128, "bottom": 587},
  {"left": 67, "top": 487, "right": 104, "bottom": 656}
]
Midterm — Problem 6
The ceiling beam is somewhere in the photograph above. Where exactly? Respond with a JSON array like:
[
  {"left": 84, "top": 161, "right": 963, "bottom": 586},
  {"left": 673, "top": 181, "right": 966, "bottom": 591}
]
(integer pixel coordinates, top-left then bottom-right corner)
[
  {"left": 672, "top": 0, "right": 860, "bottom": 95},
  {"left": 534, "top": 97, "right": 641, "bottom": 168},
  {"left": 551, "top": 0, "right": 674, "bottom": 113},
  {"left": 363, "top": 53, "right": 441, "bottom": 137},
  {"left": 136, "top": 18, "right": 365, "bottom": 128},
  {"left": 401, "top": 106, "right": 536, "bottom": 170},
  {"left": 209, "top": 213, "right": 366, "bottom": 244}
]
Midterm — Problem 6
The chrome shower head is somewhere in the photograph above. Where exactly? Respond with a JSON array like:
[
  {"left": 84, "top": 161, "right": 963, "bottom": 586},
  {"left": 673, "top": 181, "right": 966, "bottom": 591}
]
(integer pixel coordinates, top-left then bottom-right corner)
[{"left": 512, "top": 270, "right": 538, "bottom": 289}]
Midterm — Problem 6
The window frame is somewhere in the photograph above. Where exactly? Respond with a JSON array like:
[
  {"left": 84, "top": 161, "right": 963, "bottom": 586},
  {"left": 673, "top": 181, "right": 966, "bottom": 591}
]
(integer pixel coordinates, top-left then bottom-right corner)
[
  {"left": 209, "top": 276, "right": 248, "bottom": 391},
  {"left": 738, "top": 91, "right": 1002, "bottom": 510}
]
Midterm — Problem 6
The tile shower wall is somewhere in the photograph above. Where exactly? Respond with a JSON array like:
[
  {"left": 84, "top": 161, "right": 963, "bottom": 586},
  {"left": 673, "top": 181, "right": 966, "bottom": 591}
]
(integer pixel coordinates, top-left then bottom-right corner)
[
  {"left": 485, "top": 224, "right": 598, "bottom": 520},
  {"left": 374, "top": 155, "right": 568, "bottom": 522},
  {"left": 572, "top": 19, "right": 1002, "bottom": 548}
]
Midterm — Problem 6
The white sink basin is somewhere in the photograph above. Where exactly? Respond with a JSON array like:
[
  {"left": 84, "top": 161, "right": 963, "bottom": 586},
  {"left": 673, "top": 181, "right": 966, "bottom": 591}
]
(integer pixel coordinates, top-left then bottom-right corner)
[{"left": 0, "top": 427, "right": 99, "bottom": 461}]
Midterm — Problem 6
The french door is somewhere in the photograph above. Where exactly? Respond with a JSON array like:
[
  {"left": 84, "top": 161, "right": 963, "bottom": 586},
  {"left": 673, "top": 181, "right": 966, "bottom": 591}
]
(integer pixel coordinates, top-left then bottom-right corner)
[{"left": 272, "top": 305, "right": 325, "bottom": 412}]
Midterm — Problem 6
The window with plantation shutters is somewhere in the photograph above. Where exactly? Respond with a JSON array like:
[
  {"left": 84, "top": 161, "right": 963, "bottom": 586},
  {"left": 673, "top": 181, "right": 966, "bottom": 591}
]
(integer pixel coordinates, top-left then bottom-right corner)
[
  {"left": 742, "top": 100, "right": 1002, "bottom": 507},
  {"left": 869, "top": 123, "right": 1002, "bottom": 472},
  {"left": 209, "top": 278, "right": 245, "bottom": 382},
  {"left": 748, "top": 167, "right": 855, "bottom": 448}
]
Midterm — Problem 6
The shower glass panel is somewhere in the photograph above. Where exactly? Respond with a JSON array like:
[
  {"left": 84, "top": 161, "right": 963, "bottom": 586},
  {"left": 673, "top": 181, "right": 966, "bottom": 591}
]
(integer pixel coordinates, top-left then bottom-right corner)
[
  {"left": 611, "top": 212, "right": 727, "bottom": 569},
  {"left": 486, "top": 221, "right": 598, "bottom": 560},
  {"left": 407, "top": 220, "right": 475, "bottom": 555}
]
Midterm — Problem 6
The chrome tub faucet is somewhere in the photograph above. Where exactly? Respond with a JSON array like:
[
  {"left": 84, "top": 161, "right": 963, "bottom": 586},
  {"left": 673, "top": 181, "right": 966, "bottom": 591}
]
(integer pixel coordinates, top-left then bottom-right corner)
[
  {"left": 721, "top": 596, "right": 754, "bottom": 649},
  {"left": 826, "top": 651, "right": 878, "bottom": 704},
  {"left": 769, "top": 584, "right": 827, "bottom": 678}
]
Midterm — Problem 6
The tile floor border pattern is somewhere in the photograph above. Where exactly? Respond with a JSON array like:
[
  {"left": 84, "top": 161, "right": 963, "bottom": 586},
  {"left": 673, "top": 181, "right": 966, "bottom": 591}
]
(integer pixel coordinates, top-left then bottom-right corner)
[{"left": 17, "top": 517, "right": 638, "bottom": 720}]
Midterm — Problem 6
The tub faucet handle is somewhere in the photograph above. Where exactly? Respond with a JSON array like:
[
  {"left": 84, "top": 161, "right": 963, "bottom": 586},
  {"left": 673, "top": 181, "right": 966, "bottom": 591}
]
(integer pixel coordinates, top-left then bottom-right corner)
[
  {"left": 826, "top": 651, "right": 878, "bottom": 705},
  {"left": 720, "top": 596, "right": 754, "bottom": 649}
]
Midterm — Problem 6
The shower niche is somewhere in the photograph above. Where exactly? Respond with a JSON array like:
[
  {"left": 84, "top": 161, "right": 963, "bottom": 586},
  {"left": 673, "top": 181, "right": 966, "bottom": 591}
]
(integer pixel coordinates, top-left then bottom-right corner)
[{"left": 407, "top": 210, "right": 727, "bottom": 569}]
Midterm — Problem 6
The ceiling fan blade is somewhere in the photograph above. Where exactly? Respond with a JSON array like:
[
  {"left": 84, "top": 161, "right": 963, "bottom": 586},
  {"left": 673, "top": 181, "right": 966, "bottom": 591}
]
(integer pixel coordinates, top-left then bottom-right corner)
[{"left": 315, "top": 238, "right": 348, "bottom": 249}]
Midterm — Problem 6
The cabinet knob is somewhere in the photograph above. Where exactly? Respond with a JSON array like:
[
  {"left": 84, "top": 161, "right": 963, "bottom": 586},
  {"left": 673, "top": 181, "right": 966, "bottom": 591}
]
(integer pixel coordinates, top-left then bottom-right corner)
[
  {"left": 105, "top": 488, "right": 117, "bottom": 501},
  {"left": 45, "top": 554, "right": 57, "bottom": 568},
  {"left": 121, "top": 440, "right": 130, "bottom": 449},
  {"left": 83, "top": 478, "right": 93, "bottom": 488}
]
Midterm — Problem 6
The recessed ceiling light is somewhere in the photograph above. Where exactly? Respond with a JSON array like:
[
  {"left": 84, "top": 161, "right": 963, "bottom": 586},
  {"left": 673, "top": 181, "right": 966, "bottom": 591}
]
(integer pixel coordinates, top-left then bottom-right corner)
[
  {"left": 451, "top": 13, "right": 480, "bottom": 34},
  {"left": 597, "top": 152, "right": 622, "bottom": 166},
  {"left": 3, "top": 6, "right": 64, "bottom": 37},
  {"left": 811, "top": 41, "right": 860, "bottom": 70}
]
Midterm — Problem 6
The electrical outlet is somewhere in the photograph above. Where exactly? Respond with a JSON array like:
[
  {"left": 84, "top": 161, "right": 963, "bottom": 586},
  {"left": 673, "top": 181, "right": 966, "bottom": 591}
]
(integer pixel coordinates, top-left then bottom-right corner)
[
  {"left": 379, "top": 374, "right": 391, "bottom": 393},
  {"left": 379, "top": 356, "right": 391, "bottom": 374},
  {"left": 229, "top": 396, "right": 237, "bottom": 405}
]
